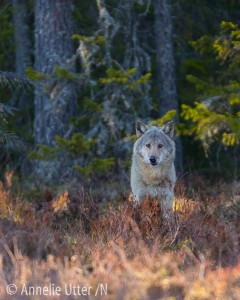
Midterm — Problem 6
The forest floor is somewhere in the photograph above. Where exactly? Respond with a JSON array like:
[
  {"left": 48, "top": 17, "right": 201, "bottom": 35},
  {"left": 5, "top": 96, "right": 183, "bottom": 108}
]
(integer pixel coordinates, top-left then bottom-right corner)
[{"left": 0, "top": 174, "right": 240, "bottom": 299}]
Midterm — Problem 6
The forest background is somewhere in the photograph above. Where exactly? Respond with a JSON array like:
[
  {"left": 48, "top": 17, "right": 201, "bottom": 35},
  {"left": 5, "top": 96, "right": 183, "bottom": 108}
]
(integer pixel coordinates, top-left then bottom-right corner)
[
  {"left": 1, "top": 0, "right": 240, "bottom": 299},
  {"left": 1, "top": 0, "right": 240, "bottom": 183}
]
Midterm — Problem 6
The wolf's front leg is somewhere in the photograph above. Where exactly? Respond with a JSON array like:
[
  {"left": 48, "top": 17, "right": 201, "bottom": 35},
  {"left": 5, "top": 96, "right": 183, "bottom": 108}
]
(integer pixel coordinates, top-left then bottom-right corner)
[
  {"left": 131, "top": 193, "right": 141, "bottom": 221},
  {"left": 160, "top": 191, "right": 174, "bottom": 220}
]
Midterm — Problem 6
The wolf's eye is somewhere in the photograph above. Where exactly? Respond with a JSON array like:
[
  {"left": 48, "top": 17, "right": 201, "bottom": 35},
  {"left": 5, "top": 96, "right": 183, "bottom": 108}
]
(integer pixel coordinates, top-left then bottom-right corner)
[
  {"left": 146, "top": 143, "right": 151, "bottom": 148},
  {"left": 158, "top": 144, "right": 163, "bottom": 148}
]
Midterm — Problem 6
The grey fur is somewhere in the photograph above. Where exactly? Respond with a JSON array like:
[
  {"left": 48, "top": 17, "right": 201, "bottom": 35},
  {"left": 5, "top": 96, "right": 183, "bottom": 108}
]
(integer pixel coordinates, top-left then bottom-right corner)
[{"left": 131, "top": 121, "right": 176, "bottom": 217}]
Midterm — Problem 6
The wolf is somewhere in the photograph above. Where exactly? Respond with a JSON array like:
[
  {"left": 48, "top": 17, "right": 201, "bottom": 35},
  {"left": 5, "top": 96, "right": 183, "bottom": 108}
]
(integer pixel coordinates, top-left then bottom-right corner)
[{"left": 130, "top": 120, "right": 176, "bottom": 217}]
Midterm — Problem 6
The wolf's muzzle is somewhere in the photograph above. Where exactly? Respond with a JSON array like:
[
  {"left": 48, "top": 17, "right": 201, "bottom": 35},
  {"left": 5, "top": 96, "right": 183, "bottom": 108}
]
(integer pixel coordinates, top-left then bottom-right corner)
[{"left": 149, "top": 156, "right": 157, "bottom": 165}]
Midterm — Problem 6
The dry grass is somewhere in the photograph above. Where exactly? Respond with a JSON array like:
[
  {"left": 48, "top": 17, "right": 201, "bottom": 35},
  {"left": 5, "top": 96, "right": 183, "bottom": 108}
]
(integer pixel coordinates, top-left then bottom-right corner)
[{"left": 0, "top": 174, "right": 240, "bottom": 299}]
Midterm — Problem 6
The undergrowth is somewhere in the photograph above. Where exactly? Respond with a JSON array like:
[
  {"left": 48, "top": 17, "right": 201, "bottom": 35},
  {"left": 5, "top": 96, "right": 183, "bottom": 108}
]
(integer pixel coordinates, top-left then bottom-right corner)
[{"left": 0, "top": 174, "right": 240, "bottom": 299}]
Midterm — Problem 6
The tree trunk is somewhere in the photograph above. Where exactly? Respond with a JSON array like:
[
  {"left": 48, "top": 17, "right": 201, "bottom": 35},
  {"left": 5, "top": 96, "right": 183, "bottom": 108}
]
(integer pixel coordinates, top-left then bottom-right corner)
[
  {"left": 13, "top": 0, "right": 31, "bottom": 77},
  {"left": 34, "top": 0, "right": 77, "bottom": 183},
  {"left": 13, "top": 0, "right": 32, "bottom": 109},
  {"left": 13, "top": 0, "right": 32, "bottom": 178},
  {"left": 154, "top": 0, "right": 183, "bottom": 174}
]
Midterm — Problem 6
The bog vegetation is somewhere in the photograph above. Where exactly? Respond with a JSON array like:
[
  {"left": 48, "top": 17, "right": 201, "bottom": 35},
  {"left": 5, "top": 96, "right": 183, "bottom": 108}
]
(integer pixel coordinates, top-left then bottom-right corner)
[
  {"left": 1, "top": 174, "right": 240, "bottom": 299},
  {"left": 0, "top": 0, "right": 240, "bottom": 299}
]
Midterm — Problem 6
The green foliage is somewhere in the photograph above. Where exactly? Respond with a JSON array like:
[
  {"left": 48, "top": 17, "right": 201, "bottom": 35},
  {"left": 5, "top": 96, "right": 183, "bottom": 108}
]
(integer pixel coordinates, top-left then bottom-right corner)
[
  {"left": 222, "top": 132, "right": 239, "bottom": 146},
  {"left": 186, "top": 75, "right": 218, "bottom": 95},
  {"left": 128, "top": 73, "right": 152, "bottom": 90},
  {"left": 99, "top": 68, "right": 151, "bottom": 89},
  {"left": 29, "top": 134, "right": 96, "bottom": 159},
  {"left": 0, "top": 71, "right": 32, "bottom": 90},
  {"left": 55, "top": 134, "right": 96, "bottom": 155},
  {"left": 150, "top": 110, "right": 177, "bottom": 127},
  {"left": 181, "top": 99, "right": 240, "bottom": 151},
  {"left": 72, "top": 34, "right": 105, "bottom": 46},
  {"left": 53, "top": 66, "right": 78, "bottom": 81},
  {"left": 26, "top": 66, "right": 46, "bottom": 81},
  {"left": 27, "top": 65, "right": 78, "bottom": 82},
  {"left": 0, "top": 72, "right": 29, "bottom": 153},
  {"left": 29, "top": 133, "right": 115, "bottom": 178},
  {"left": 83, "top": 97, "right": 102, "bottom": 112},
  {"left": 150, "top": 110, "right": 181, "bottom": 136},
  {"left": 74, "top": 157, "right": 114, "bottom": 177},
  {"left": 0, "top": 129, "right": 26, "bottom": 152},
  {"left": 2, "top": 0, "right": 240, "bottom": 180},
  {"left": 190, "top": 36, "right": 214, "bottom": 55},
  {"left": 180, "top": 20, "right": 240, "bottom": 175},
  {"left": 67, "top": 5, "right": 153, "bottom": 178},
  {"left": 213, "top": 21, "right": 239, "bottom": 61},
  {"left": 28, "top": 145, "right": 57, "bottom": 161},
  {"left": 99, "top": 68, "right": 138, "bottom": 85},
  {"left": 0, "top": 0, "right": 33, "bottom": 176}
]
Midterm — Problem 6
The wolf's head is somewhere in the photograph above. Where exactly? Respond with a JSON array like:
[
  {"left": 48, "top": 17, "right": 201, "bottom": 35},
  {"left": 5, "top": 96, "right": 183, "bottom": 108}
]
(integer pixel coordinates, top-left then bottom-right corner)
[{"left": 133, "top": 121, "right": 175, "bottom": 167}]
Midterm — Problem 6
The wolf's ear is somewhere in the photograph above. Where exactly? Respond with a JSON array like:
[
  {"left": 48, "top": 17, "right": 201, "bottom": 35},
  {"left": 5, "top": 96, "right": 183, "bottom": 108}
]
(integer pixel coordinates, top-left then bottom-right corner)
[
  {"left": 136, "top": 121, "right": 149, "bottom": 138},
  {"left": 162, "top": 121, "right": 174, "bottom": 138}
]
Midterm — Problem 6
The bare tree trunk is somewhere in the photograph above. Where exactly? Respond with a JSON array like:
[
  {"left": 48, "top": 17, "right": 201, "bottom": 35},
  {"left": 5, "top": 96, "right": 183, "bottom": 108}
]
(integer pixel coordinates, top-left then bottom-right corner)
[
  {"left": 13, "top": 0, "right": 32, "bottom": 178},
  {"left": 13, "top": 0, "right": 32, "bottom": 110},
  {"left": 154, "top": 0, "right": 183, "bottom": 174},
  {"left": 13, "top": 0, "right": 31, "bottom": 77},
  {"left": 34, "top": 0, "right": 77, "bottom": 183}
]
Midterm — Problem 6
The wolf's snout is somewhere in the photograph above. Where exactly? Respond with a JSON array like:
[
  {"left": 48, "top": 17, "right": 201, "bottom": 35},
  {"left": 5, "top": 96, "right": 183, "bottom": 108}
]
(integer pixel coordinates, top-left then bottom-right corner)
[{"left": 149, "top": 156, "right": 157, "bottom": 165}]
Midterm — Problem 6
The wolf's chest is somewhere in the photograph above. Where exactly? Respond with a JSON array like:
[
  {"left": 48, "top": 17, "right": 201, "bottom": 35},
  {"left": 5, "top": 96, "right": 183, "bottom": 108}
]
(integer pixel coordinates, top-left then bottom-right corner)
[
  {"left": 139, "top": 182, "right": 174, "bottom": 201},
  {"left": 141, "top": 168, "right": 172, "bottom": 186},
  {"left": 144, "top": 176, "right": 173, "bottom": 189}
]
